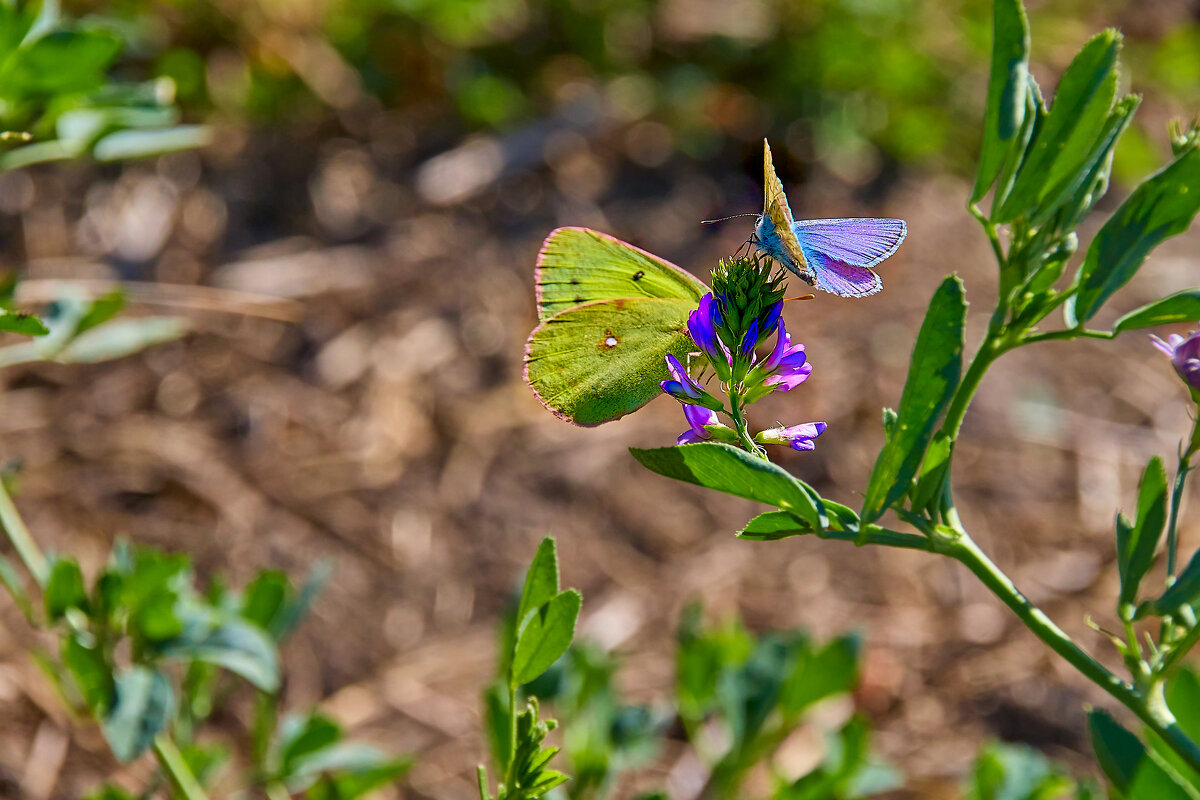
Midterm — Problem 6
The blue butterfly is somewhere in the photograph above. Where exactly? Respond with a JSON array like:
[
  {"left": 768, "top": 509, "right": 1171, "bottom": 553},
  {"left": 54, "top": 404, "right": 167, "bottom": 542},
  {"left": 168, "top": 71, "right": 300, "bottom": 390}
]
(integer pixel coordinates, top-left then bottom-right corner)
[{"left": 752, "top": 140, "right": 906, "bottom": 298}]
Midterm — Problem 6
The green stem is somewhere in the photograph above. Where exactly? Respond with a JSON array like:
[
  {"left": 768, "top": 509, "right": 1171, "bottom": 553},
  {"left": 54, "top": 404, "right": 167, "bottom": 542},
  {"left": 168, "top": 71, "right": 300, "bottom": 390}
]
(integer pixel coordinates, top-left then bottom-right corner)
[
  {"left": 1167, "top": 415, "right": 1200, "bottom": 579},
  {"left": 946, "top": 533, "right": 1200, "bottom": 775},
  {"left": 942, "top": 332, "right": 1005, "bottom": 440},
  {"left": 153, "top": 734, "right": 210, "bottom": 800},
  {"left": 504, "top": 679, "right": 517, "bottom": 787},
  {"left": 0, "top": 476, "right": 48, "bottom": 586},
  {"left": 819, "top": 523, "right": 930, "bottom": 551},
  {"left": 1021, "top": 328, "right": 1116, "bottom": 345},
  {"left": 728, "top": 391, "right": 764, "bottom": 458}
]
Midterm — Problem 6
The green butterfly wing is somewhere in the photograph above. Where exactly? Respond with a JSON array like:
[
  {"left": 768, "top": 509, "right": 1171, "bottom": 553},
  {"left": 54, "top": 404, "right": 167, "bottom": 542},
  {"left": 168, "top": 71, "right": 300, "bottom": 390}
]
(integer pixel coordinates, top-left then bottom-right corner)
[
  {"left": 535, "top": 227, "right": 708, "bottom": 322},
  {"left": 525, "top": 297, "right": 698, "bottom": 426}
]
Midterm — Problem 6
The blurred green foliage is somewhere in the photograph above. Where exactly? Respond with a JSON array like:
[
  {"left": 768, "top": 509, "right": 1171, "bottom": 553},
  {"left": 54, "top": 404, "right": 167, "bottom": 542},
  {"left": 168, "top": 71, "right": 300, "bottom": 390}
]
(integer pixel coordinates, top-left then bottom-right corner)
[
  {"left": 60, "top": 0, "right": 1191, "bottom": 186},
  {"left": 0, "top": 0, "right": 207, "bottom": 168}
]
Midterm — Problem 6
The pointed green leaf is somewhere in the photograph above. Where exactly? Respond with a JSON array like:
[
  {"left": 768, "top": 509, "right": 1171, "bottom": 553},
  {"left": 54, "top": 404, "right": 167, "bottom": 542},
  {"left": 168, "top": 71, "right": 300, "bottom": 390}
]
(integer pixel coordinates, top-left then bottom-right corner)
[
  {"left": 159, "top": 614, "right": 280, "bottom": 692},
  {"left": 911, "top": 432, "right": 953, "bottom": 513},
  {"left": 1118, "top": 457, "right": 1168, "bottom": 607},
  {"left": 996, "top": 30, "right": 1121, "bottom": 222},
  {"left": 64, "top": 635, "right": 113, "bottom": 715},
  {"left": 631, "top": 442, "right": 826, "bottom": 529},
  {"left": 0, "top": 310, "right": 48, "bottom": 336},
  {"left": 1067, "top": 147, "right": 1200, "bottom": 325},
  {"left": 1114, "top": 291, "right": 1200, "bottom": 334},
  {"left": 1152, "top": 550, "right": 1200, "bottom": 616},
  {"left": 971, "top": 0, "right": 1031, "bottom": 203},
  {"left": 45, "top": 556, "right": 88, "bottom": 620},
  {"left": 862, "top": 277, "right": 965, "bottom": 522},
  {"left": 737, "top": 510, "right": 812, "bottom": 541},
  {"left": 102, "top": 667, "right": 174, "bottom": 762},
  {"left": 512, "top": 589, "right": 581, "bottom": 687},
  {"left": 517, "top": 538, "right": 559, "bottom": 633},
  {"left": 1089, "top": 709, "right": 1198, "bottom": 799}
]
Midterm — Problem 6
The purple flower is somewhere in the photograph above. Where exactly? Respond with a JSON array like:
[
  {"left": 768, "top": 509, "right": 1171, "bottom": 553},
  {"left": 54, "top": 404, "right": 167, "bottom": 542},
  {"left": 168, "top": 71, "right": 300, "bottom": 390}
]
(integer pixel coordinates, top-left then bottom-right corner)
[
  {"left": 739, "top": 320, "right": 760, "bottom": 360},
  {"left": 678, "top": 403, "right": 720, "bottom": 445},
  {"left": 743, "top": 319, "right": 812, "bottom": 401},
  {"left": 661, "top": 354, "right": 723, "bottom": 410},
  {"left": 756, "top": 422, "right": 828, "bottom": 451},
  {"left": 1152, "top": 331, "right": 1200, "bottom": 391},
  {"left": 689, "top": 294, "right": 731, "bottom": 379}
]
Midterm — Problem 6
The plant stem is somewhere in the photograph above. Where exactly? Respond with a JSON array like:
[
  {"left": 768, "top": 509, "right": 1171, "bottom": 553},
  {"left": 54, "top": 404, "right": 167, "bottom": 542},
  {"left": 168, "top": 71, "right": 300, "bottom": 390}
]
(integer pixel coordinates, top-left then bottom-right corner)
[
  {"left": 1167, "top": 414, "right": 1200, "bottom": 579},
  {"left": 153, "top": 734, "right": 210, "bottom": 800},
  {"left": 941, "top": 332, "right": 1005, "bottom": 440},
  {"left": 946, "top": 532, "right": 1200, "bottom": 775},
  {"left": 0, "top": 476, "right": 48, "bottom": 586},
  {"left": 728, "top": 391, "right": 763, "bottom": 458},
  {"left": 819, "top": 524, "right": 931, "bottom": 551},
  {"left": 1021, "top": 328, "right": 1116, "bottom": 345}
]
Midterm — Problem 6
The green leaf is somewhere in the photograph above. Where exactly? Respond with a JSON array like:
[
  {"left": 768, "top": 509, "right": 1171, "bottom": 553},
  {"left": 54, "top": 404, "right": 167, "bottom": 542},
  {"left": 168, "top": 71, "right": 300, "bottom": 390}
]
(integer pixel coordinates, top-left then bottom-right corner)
[
  {"left": 0, "top": 29, "right": 121, "bottom": 95},
  {"left": 269, "top": 561, "right": 331, "bottom": 642},
  {"left": 242, "top": 570, "right": 289, "bottom": 631},
  {"left": 862, "top": 277, "right": 965, "bottom": 522},
  {"left": 483, "top": 683, "right": 513, "bottom": 774},
  {"left": 277, "top": 713, "right": 343, "bottom": 775},
  {"left": 0, "top": 310, "right": 48, "bottom": 336},
  {"left": 1113, "top": 290, "right": 1200, "bottom": 333},
  {"left": 995, "top": 30, "right": 1121, "bottom": 222},
  {"left": 1152, "top": 550, "right": 1200, "bottom": 616},
  {"left": 45, "top": 556, "right": 88, "bottom": 620},
  {"left": 1089, "top": 709, "right": 1198, "bottom": 799},
  {"left": 737, "top": 510, "right": 812, "bottom": 541},
  {"left": 64, "top": 635, "right": 113, "bottom": 715},
  {"left": 911, "top": 431, "right": 953, "bottom": 513},
  {"left": 102, "top": 667, "right": 174, "bottom": 762},
  {"left": 631, "top": 442, "right": 826, "bottom": 529},
  {"left": 1117, "top": 457, "right": 1168, "bottom": 607},
  {"left": 1149, "top": 669, "right": 1200, "bottom": 790},
  {"left": 1067, "top": 147, "right": 1200, "bottom": 326},
  {"left": 74, "top": 291, "right": 125, "bottom": 337},
  {"left": 971, "top": 0, "right": 1031, "bottom": 203},
  {"left": 159, "top": 613, "right": 281, "bottom": 692},
  {"left": 517, "top": 538, "right": 560, "bottom": 634},
  {"left": 511, "top": 590, "right": 581, "bottom": 687},
  {"left": 779, "top": 634, "right": 861, "bottom": 717}
]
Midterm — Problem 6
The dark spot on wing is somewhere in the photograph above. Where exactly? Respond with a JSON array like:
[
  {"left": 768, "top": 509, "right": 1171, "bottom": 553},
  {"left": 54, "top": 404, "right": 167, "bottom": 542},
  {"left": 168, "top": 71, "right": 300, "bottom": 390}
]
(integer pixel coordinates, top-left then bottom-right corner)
[
  {"left": 600, "top": 330, "right": 619, "bottom": 349},
  {"left": 568, "top": 278, "right": 580, "bottom": 285},
  {"left": 632, "top": 270, "right": 645, "bottom": 281},
  {"left": 574, "top": 296, "right": 585, "bottom": 304}
]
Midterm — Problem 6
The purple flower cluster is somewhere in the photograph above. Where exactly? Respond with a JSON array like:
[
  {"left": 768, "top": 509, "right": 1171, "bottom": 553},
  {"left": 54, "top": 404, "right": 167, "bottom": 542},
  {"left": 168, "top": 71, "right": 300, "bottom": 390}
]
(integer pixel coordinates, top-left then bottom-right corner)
[
  {"left": 1152, "top": 330, "right": 1200, "bottom": 392},
  {"left": 660, "top": 291, "right": 826, "bottom": 453}
]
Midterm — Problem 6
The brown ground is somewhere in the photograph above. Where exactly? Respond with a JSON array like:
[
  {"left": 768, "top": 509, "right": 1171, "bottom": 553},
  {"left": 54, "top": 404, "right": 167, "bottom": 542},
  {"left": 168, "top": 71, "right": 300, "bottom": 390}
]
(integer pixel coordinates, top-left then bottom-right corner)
[{"left": 0, "top": 114, "right": 1197, "bottom": 799}]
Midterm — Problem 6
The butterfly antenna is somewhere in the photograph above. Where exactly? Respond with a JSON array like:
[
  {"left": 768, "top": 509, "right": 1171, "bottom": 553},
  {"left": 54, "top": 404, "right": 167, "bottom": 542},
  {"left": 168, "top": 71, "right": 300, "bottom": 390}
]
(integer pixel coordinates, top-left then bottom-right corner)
[{"left": 700, "top": 212, "right": 760, "bottom": 225}]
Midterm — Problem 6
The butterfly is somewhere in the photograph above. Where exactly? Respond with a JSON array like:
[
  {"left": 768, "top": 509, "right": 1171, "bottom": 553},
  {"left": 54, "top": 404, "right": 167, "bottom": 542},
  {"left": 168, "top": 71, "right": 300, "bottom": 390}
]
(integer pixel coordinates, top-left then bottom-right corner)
[
  {"left": 752, "top": 140, "right": 906, "bottom": 298},
  {"left": 524, "top": 227, "right": 709, "bottom": 426}
]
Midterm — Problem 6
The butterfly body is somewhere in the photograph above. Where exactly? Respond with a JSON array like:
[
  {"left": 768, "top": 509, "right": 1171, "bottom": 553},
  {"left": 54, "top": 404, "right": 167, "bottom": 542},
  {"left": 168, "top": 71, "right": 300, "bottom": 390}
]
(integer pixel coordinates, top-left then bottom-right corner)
[{"left": 753, "top": 141, "right": 906, "bottom": 298}]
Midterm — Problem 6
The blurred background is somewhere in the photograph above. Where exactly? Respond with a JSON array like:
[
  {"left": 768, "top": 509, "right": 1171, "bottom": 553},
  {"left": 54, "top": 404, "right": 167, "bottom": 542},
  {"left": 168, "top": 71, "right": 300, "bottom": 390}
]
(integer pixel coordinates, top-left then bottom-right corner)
[{"left": 1, "top": 0, "right": 1200, "bottom": 796}]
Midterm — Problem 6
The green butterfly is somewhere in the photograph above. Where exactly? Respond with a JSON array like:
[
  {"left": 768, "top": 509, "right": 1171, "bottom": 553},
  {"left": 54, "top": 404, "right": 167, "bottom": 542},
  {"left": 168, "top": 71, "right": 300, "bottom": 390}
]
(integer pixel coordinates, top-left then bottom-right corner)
[{"left": 524, "top": 227, "right": 709, "bottom": 426}]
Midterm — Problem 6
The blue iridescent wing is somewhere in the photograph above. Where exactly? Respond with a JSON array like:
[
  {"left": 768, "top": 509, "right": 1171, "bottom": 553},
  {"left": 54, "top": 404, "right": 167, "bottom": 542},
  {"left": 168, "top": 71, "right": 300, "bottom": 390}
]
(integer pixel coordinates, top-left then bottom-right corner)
[{"left": 792, "top": 218, "right": 906, "bottom": 298}]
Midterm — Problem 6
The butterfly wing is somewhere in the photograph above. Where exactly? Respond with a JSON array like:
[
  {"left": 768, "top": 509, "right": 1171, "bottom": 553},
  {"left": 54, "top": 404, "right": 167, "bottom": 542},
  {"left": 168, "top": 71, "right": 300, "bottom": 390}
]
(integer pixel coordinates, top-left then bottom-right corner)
[
  {"left": 793, "top": 218, "right": 906, "bottom": 298},
  {"left": 524, "top": 297, "right": 697, "bottom": 426},
  {"left": 535, "top": 227, "right": 708, "bottom": 321},
  {"left": 760, "top": 140, "right": 811, "bottom": 279}
]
